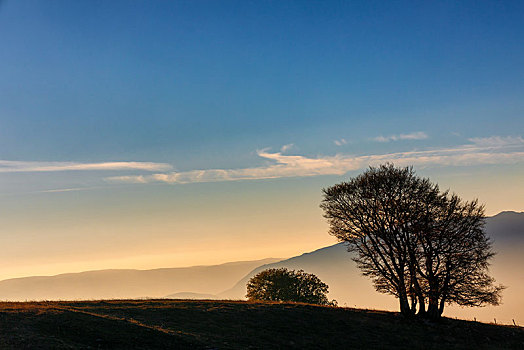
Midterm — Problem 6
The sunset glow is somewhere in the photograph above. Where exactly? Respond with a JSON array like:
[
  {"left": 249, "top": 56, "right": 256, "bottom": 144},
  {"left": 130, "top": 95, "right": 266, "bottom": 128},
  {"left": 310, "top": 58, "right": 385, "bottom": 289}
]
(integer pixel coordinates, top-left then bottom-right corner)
[{"left": 0, "top": 1, "right": 522, "bottom": 282}]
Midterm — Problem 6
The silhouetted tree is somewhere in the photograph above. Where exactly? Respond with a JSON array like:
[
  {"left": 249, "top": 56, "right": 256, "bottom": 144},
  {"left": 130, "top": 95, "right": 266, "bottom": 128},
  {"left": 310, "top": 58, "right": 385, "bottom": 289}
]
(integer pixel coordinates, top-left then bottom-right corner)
[
  {"left": 246, "top": 268, "right": 334, "bottom": 306},
  {"left": 320, "top": 164, "right": 503, "bottom": 319},
  {"left": 411, "top": 194, "right": 504, "bottom": 319}
]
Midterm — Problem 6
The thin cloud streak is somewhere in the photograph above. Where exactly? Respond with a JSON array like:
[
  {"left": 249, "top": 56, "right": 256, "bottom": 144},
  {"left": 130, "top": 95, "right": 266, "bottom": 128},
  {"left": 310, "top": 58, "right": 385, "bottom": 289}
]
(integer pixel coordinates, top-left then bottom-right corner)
[
  {"left": 468, "top": 135, "right": 524, "bottom": 147},
  {"left": 0, "top": 186, "right": 108, "bottom": 198},
  {"left": 106, "top": 137, "right": 524, "bottom": 185},
  {"left": 0, "top": 160, "right": 172, "bottom": 173},
  {"left": 334, "top": 138, "right": 347, "bottom": 146},
  {"left": 38, "top": 187, "right": 99, "bottom": 193},
  {"left": 373, "top": 131, "right": 428, "bottom": 142}
]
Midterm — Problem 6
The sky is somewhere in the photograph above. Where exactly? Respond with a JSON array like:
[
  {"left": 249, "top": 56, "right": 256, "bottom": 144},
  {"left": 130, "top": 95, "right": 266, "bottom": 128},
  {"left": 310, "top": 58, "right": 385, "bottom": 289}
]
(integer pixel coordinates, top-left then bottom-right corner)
[{"left": 0, "top": 0, "right": 523, "bottom": 279}]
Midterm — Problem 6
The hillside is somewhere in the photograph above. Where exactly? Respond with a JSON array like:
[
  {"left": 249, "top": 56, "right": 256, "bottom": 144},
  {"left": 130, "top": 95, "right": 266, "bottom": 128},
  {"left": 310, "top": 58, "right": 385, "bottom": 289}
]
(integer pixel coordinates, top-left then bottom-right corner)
[
  {"left": 0, "top": 258, "right": 280, "bottom": 301},
  {"left": 0, "top": 299, "right": 523, "bottom": 349}
]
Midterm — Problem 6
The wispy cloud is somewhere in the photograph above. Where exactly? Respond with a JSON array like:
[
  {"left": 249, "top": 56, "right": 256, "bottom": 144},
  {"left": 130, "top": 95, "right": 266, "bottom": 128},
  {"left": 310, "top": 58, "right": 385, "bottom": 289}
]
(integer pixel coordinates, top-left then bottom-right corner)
[
  {"left": 106, "top": 136, "right": 524, "bottom": 185},
  {"left": 38, "top": 187, "right": 99, "bottom": 193},
  {"left": 373, "top": 131, "right": 428, "bottom": 142},
  {"left": 468, "top": 135, "right": 524, "bottom": 147},
  {"left": 107, "top": 150, "right": 355, "bottom": 184},
  {"left": 280, "top": 144, "right": 294, "bottom": 152},
  {"left": 0, "top": 186, "right": 109, "bottom": 198},
  {"left": 0, "top": 160, "right": 172, "bottom": 173},
  {"left": 334, "top": 138, "right": 347, "bottom": 146}
]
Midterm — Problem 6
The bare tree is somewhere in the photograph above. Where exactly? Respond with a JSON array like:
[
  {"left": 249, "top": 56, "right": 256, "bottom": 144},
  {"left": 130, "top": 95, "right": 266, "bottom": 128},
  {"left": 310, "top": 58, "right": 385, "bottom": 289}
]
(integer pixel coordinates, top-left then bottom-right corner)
[
  {"left": 412, "top": 195, "right": 505, "bottom": 318},
  {"left": 320, "top": 164, "right": 503, "bottom": 319}
]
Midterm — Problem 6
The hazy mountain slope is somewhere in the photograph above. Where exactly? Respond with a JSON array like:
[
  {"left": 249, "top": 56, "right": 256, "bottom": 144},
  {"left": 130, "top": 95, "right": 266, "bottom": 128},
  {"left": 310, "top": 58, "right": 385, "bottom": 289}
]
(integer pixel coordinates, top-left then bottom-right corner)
[
  {"left": 0, "top": 258, "right": 280, "bottom": 301},
  {"left": 485, "top": 211, "right": 524, "bottom": 243},
  {"left": 220, "top": 212, "right": 524, "bottom": 324},
  {"left": 450, "top": 211, "right": 524, "bottom": 324},
  {"left": 218, "top": 244, "right": 395, "bottom": 309}
]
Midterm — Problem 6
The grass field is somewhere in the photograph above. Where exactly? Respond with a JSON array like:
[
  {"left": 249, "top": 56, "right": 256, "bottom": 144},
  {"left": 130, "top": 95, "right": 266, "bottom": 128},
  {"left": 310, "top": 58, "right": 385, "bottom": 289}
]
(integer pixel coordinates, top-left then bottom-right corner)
[{"left": 0, "top": 299, "right": 523, "bottom": 349}]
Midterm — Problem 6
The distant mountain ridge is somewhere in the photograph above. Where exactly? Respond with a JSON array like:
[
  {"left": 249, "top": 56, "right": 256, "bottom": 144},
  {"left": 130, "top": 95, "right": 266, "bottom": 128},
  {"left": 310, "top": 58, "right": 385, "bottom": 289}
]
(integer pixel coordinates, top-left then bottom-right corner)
[{"left": 0, "top": 258, "right": 280, "bottom": 301}]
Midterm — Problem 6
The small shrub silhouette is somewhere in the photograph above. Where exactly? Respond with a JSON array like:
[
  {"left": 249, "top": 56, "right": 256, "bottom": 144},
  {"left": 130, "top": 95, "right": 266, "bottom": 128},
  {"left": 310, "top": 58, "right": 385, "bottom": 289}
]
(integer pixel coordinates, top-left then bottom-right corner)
[{"left": 246, "top": 268, "right": 335, "bottom": 306}]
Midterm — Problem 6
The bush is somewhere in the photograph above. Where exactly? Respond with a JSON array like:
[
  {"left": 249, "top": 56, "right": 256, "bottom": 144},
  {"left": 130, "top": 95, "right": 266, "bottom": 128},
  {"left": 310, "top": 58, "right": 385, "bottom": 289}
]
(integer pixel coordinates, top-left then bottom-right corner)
[{"left": 246, "top": 268, "right": 336, "bottom": 306}]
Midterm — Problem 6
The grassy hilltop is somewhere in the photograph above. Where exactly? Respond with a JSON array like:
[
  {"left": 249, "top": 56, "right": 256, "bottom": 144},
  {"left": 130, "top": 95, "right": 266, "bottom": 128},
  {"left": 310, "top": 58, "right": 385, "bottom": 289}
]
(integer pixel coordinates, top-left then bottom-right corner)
[{"left": 0, "top": 299, "right": 523, "bottom": 349}]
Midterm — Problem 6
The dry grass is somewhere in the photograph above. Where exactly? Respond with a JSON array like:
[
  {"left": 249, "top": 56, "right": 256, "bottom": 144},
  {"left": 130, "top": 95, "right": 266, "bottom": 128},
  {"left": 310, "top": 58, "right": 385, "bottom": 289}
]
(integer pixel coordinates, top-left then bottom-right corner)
[{"left": 0, "top": 299, "right": 523, "bottom": 349}]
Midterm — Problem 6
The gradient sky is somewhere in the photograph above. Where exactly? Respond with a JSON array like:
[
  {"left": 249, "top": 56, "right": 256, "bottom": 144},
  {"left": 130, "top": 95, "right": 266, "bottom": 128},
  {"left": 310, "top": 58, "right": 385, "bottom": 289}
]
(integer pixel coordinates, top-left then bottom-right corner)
[{"left": 1, "top": 0, "right": 523, "bottom": 279}]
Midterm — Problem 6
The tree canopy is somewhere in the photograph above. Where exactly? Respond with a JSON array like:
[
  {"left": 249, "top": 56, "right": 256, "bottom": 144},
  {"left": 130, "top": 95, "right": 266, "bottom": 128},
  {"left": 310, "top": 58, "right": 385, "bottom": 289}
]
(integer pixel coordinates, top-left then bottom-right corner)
[
  {"left": 246, "top": 268, "right": 334, "bottom": 306},
  {"left": 320, "top": 163, "right": 503, "bottom": 319}
]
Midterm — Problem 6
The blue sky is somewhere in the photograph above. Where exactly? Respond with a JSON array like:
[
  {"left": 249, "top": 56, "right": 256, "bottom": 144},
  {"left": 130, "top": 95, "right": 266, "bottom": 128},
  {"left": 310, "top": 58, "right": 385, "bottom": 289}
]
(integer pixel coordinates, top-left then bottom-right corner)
[{"left": 0, "top": 0, "right": 523, "bottom": 278}]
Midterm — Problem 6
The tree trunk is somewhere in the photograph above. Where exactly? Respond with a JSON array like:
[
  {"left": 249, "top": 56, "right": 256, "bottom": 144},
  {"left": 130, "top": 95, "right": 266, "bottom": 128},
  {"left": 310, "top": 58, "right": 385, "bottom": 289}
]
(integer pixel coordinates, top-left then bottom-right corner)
[
  {"left": 411, "top": 275, "right": 426, "bottom": 316},
  {"left": 438, "top": 296, "right": 446, "bottom": 316},
  {"left": 398, "top": 290, "right": 413, "bottom": 317},
  {"left": 426, "top": 296, "right": 440, "bottom": 320},
  {"left": 399, "top": 297, "right": 411, "bottom": 316},
  {"left": 416, "top": 295, "right": 426, "bottom": 316},
  {"left": 396, "top": 272, "right": 413, "bottom": 316},
  {"left": 410, "top": 295, "right": 417, "bottom": 315}
]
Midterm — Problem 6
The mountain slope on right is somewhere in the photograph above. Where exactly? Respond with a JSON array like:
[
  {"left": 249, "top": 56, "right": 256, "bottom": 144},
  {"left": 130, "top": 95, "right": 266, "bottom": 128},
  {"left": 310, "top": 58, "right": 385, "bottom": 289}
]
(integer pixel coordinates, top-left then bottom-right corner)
[{"left": 220, "top": 211, "right": 524, "bottom": 325}]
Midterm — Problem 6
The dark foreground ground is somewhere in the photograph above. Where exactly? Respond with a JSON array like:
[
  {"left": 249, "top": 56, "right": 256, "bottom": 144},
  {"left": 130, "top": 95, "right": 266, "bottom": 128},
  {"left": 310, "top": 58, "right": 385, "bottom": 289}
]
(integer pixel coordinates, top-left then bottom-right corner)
[{"left": 0, "top": 299, "right": 522, "bottom": 349}]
